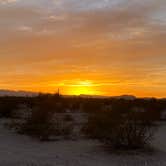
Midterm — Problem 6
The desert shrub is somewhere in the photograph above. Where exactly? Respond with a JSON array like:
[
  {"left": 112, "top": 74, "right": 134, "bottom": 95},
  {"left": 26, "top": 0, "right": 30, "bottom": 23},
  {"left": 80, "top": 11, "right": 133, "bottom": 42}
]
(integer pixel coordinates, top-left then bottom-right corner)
[
  {"left": 62, "top": 114, "right": 74, "bottom": 138},
  {"left": 17, "top": 100, "right": 74, "bottom": 141},
  {"left": 83, "top": 110, "right": 156, "bottom": 150},
  {"left": 61, "top": 122, "right": 74, "bottom": 138},
  {"left": 63, "top": 114, "right": 74, "bottom": 122},
  {"left": 0, "top": 99, "right": 18, "bottom": 118},
  {"left": 19, "top": 107, "right": 55, "bottom": 141}
]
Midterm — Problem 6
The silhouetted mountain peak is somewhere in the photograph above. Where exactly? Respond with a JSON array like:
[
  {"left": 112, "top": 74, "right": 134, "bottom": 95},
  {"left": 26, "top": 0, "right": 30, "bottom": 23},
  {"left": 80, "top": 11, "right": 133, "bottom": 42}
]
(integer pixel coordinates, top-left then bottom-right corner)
[{"left": 0, "top": 90, "right": 38, "bottom": 97}]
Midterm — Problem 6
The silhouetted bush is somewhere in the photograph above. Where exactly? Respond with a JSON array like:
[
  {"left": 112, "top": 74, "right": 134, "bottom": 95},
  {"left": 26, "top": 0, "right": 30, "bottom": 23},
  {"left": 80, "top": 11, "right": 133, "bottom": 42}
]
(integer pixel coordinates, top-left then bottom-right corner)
[
  {"left": 17, "top": 99, "right": 74, "bottom": 141},
  {"left": 19, "top": 107, "right": 55, "bottom": 141},
  {"left": 83, "top": 110, "right": 156, "bottom": 150},
  {"left": 0, "top": 96, "right": 33, "bottom": 118},
  {"left": 0, "top": 98, "right": 18, "bottom": 117},
  {"left": 63, "top": 114, "right": 74, "bottom": 122}
]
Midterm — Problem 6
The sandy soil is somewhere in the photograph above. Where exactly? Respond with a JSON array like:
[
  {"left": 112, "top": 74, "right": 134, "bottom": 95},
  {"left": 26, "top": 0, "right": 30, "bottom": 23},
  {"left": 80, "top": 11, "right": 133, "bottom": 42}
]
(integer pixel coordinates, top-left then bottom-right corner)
[{"left": 0, "top": 121, "right": 165, "bottom": 166}]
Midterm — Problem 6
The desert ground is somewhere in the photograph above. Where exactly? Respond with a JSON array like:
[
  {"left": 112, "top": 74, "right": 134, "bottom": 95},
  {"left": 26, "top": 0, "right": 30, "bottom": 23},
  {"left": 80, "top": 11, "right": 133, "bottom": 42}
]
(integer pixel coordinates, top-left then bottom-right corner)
[{"left": 0, "top": 120, "right": 165, "bottom": 166}]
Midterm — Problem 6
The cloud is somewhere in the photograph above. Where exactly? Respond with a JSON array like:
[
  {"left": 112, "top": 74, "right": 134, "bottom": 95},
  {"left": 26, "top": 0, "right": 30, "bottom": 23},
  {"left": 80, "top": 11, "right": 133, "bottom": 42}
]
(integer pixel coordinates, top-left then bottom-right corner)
[
  {"left": 0, "top": 0, "right": 165, "bottom": 63},
  {"left": 0, "top": 0, "right": 18, "bottom": 4},
  {"left": 0, "top": 0, "right": 165, "bottom": 96},
  {"left": 16, "top": 25, "right": 32, "bottom": 32}
]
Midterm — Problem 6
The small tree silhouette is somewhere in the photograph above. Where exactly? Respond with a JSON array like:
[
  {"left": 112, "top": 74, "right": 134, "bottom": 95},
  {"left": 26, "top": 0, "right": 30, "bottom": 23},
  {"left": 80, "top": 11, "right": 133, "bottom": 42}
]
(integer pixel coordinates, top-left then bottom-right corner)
[{"left": 83, "top": 109, "right": 156, "bottom": 150}]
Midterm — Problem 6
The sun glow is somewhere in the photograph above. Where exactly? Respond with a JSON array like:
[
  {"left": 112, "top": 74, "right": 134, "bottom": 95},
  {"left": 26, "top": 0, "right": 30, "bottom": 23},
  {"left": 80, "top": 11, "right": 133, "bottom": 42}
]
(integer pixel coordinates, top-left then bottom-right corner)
[{"left": 67, "top": 80, "right": 97, "bottom": 95}]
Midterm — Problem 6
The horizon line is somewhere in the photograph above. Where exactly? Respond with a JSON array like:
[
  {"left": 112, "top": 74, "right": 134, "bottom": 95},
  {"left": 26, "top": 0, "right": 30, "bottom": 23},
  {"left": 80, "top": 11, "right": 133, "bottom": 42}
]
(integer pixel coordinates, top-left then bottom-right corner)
[{"left": 0, "top": 88, "right": 165, "bottom": 99}]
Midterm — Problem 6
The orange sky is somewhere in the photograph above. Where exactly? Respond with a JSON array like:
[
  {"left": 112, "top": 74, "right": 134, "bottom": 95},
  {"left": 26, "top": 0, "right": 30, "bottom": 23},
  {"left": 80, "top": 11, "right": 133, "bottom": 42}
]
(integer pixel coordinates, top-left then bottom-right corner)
[{"left": 0, "top": 0, "right": 166, "bottom": 97}]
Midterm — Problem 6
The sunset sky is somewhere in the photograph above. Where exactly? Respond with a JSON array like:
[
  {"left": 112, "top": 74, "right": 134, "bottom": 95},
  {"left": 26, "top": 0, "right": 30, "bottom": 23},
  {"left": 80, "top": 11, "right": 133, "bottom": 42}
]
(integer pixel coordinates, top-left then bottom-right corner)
[{"left": 0, "top": 0, "right": 166, "bottom": 97}]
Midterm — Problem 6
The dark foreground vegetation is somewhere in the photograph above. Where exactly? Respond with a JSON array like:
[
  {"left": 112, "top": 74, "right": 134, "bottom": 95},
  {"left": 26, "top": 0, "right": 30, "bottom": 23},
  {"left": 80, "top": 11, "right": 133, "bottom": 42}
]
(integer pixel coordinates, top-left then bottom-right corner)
[
  {"left": 83, "top": 110, "right": 156, "bottom": 150},
  {"left": 0, "top": 93, "right": 166, "bottom": 150}
]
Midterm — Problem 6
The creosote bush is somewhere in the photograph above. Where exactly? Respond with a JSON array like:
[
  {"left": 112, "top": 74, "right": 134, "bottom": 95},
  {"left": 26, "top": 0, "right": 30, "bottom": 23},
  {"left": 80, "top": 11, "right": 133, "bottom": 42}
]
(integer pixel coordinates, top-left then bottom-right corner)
[
  {"left": 83, "top": 110, "right": 156, "bottom": 150},
  {"left": 19, "top": 107, "right": 55, "bottom": 141},
  {"left": 18, "top": 99, "right": 74, "bottom": 141}
]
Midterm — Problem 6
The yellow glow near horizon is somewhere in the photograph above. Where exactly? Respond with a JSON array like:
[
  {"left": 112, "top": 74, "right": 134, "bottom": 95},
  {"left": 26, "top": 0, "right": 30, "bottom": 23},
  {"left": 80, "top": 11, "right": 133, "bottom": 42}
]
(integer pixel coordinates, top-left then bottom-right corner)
[
  {"left": 0, "top": 0, "right": 165, "bottom": 98},
  {"left": 66, "top": 80, "right": 97, "bottom": 95}
]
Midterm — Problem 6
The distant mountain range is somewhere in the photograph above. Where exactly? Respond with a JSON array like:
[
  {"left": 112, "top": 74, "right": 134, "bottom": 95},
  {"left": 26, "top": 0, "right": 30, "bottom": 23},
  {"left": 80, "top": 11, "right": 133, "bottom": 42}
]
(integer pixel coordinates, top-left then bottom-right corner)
[
  {"left": 0, "top": 90, "right": 157, "bottom": 100},
  {"left": 79, "top": 94, "right": 137, "bottom": 100},
  {"left": 111, "top": 95, "right": 137, "bottom": 100},
  {"left": 0, "top": 90, "right": 38, "bottom": 97}
]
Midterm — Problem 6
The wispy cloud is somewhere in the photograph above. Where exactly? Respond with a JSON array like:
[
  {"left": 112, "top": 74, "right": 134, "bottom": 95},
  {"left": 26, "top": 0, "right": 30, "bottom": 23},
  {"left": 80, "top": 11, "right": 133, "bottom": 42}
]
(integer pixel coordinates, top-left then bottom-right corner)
[
  {"left": 0, "top": 0, "right": 165, "bottom": 96},
  {"left": 0, "top": 0, "right": 18, "bottom": 4}
]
